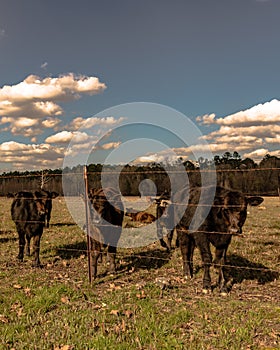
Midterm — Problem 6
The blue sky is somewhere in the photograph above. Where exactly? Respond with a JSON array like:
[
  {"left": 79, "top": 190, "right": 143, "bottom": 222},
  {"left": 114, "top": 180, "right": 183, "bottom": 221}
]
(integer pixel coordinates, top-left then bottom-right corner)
[{"left": 0, "top": 0, "right": 280, "bottom": 171}]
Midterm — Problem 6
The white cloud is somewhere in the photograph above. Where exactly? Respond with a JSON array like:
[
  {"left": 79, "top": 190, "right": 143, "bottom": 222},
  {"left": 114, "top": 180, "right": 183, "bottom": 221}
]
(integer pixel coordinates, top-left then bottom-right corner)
[
  {"left": 0, "top": 73, "right": 106, "bottom": 138},
  {"left": 96, "top": 141, "right": 121, "bottom": 150},
  {"left": 243, "top": 148, "right": 269, "bottom": 160},
  {"left": 265, "top": 135, "right": 280, "bottom": 144},
  {"left": 42, "top": 117, "right": 61, "bottom": 129},
  {"left": 0, "top": 74, "right": 106, "bottom": 102},
  {"left": 0, "top": 141, "right": 66, "bottom": 170},
  {"left": 202, "top": 125, "right": 280, "bottom": 140},
  {"left": 45, "top": 130, "right": 90, "bottom": 144},
  {"left": 67, "top": 116, "right": 125, "bottom": 131},
  {"left": 193, "top": 99, "right": 280, "bottom": 161},
  {"left": 198, "top": 99, "right": 280, "bottom": 127}
]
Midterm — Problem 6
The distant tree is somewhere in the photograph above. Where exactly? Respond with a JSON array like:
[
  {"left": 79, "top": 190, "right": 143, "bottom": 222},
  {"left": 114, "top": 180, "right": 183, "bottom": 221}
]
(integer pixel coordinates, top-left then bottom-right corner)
[{"left": 240, "top": 157, "right": 257, "bottom": 169}]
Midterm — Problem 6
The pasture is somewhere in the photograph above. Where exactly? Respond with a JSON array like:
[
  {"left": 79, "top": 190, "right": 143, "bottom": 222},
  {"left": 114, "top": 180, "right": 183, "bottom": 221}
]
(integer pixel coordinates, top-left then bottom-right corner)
[{"left": 0, "top": 195, "right": 279, "bottom": 349}]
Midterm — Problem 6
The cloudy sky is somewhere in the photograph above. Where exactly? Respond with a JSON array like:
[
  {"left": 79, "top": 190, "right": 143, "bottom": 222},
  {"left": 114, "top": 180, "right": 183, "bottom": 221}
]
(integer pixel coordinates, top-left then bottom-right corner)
[{"left": 0, "top": 0, "right": 280, "bottom": 171}]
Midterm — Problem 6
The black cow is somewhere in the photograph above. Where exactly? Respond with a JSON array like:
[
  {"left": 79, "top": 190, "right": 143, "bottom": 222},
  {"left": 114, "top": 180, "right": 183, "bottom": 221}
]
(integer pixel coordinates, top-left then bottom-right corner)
[
  {"left": 42, "top": 190, "right": 59, "bottom": 228},
  {"left": 10, "top": 190, "right": 53, "bottom": 266},
  {"left": 88, "top": 187, "right": 124, "bottom": 279},
  {"left": 171, "top": 186, "right": 263, "bottom": 294}
]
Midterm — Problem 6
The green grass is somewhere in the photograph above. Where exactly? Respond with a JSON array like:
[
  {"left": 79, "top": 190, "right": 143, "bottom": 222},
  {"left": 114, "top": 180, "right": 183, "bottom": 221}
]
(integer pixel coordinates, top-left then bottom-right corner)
[{"left": 0, "top": 197, "right": 279, "bottom": 349}]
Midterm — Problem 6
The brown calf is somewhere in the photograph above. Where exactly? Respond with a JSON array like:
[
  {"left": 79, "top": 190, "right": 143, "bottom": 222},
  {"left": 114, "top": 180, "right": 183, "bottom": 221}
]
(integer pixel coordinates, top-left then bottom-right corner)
[{"left": 88, "top": 187, "right": 124, "bottom": 279}]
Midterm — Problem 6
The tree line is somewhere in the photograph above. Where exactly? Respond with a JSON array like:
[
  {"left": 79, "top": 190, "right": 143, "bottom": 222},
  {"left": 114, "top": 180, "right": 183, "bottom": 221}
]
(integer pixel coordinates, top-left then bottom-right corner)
[{"left": 0, "top": 152, "right": 279, "bottom": 197}]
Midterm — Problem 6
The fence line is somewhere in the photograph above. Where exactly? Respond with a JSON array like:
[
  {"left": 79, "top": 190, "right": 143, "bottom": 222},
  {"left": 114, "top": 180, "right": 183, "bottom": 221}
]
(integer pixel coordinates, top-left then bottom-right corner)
[
  {"left": 4, "top": 195, "right": 275, "bottom": 237},
  {"left": 0, "top": 166, "right": 279, "bottom": 180},
  {"left": 1, "top": 245, "right": 279, "bottom": 275}
]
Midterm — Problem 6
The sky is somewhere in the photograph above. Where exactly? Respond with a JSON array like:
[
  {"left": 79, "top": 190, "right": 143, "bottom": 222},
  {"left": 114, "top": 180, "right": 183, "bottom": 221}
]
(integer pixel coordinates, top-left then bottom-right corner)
[{"left": 0, "top": 0, "right": 280, "bottom": 172}]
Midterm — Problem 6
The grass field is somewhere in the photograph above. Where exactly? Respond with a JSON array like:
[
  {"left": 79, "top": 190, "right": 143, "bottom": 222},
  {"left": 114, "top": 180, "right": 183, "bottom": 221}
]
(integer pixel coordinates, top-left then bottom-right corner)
[{"left": 0, "top": 196, "right": 279, "bottom": 349}]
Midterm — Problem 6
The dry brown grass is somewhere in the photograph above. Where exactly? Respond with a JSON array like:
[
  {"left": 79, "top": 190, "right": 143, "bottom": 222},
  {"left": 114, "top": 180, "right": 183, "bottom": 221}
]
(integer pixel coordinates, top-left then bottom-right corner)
[{"left": 0, "top": 196, "right": 279, "bottom": 349}]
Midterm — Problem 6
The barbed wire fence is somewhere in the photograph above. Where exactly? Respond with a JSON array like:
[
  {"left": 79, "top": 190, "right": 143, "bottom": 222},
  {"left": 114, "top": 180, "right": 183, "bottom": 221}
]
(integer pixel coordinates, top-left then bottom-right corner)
[{"left": 0, "top": 166, "right": 279, "bottom": 282}]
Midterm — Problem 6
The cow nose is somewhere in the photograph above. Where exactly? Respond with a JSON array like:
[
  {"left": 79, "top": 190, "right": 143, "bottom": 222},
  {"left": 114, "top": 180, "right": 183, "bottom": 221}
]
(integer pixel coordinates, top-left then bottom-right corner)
[
  {"left": 91, "top": 212, "right": 102, "bottom": 224},
  {"left": 229, "top": 227, "right": 242, "bottom": 234}
]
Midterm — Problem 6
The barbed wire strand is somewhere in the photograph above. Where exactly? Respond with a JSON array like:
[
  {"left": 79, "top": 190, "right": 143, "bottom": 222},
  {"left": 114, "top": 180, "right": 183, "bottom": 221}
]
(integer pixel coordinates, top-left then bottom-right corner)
[{"left": 1, "top": 246, "right": 279, "bottom": 275}]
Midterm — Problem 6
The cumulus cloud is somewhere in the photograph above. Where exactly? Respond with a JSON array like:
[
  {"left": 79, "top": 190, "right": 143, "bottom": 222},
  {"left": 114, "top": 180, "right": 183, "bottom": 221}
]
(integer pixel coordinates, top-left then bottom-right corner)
[
  {"left": 135, "top": 153, "right": 179, "bottom": 165},
  {"left": 202, "top": 124, "right": 280, "bottom": 140},
  {"left": 0, "top": 74, "right": 106, "bottom": 102},
  {"left": 45, "top": 130, "right": 90, "bottom": 144},
  {"left": 198, "top": 99, "right": 280, "bottom": 127},
  {"left": 136, "top": 99, "right": 280, "bottom": 164},
  {"left": 0, "top": 141, "right": 65, "bottom": 170},
  {"left": 67, "top": 116, "right": 125, "bottom": 131},
  {"left": 194, "top": 99, "right": 280, "bottom": 161},
  {"left": 96, "top": 141, "right": 121, "bottom": 150},
  {"left": 0, "top": 73, "right": 106, "bottom": 138}
]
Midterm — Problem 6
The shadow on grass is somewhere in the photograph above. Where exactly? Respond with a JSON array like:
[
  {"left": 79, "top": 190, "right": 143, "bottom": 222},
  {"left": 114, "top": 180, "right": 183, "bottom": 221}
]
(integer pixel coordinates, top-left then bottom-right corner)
[
  {"left": 51, "top": 223, "right": 77, "bottom": 227},
  {"left": 0, "top": 230, "right": 16, "bottom": 244},
  {"left": 120, "top": 249, "right": 171, "bottom": 271},
  {"left": 53, "top": 241, "right": 87, "bottom": 259},
  {"left": 226, "top": 253, "right": 279, "bottom": 285},
  {"left": 0, "top": 230, "right": 13, "bottom": 235},
  {"left": 52, "top": 240, "right": 171, "bottom": 272},
  {"left": 0, "top": 237, "right": 17, "bottom": 244}
]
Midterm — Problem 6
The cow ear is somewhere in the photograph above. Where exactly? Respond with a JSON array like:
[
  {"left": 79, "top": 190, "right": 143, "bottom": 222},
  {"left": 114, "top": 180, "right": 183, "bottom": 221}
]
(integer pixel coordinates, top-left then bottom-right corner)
[
  {"left": 7, "top": 192, "right": 15, "bottom": 198},
  {"left": 246, "top": 196, "right": 263, "bottom": 206},
  {"left": 51, "top": 192, "right": 59, "bottom": 199}
]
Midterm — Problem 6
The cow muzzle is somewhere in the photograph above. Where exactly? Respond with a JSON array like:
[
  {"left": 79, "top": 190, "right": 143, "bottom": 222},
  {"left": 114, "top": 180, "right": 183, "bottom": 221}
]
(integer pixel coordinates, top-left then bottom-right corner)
[{"left": 228, "top": 226, "right": 242, "bottom": 235}]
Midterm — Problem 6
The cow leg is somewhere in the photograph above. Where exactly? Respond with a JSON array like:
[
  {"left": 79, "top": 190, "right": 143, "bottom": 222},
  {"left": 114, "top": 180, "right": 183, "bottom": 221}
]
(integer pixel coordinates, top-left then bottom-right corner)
[
  {"left": 91, "top": 239, "right": 101, "bottom": 279},
  {"left": 25, "top": 235, "right": 31, "bottom": 256},
  {"left": 45, "top": 212, "right": 51, "bottom": 228},
  {"left": 166, "top": 229, "right": 175, "bottom": 250},
  {"left": 92, "top": 250, "right": 101, "bottom": 279},
  {"left": 107, "top": 245, "right": 117, "bottom": 275},
  {"left": 178, "top": 229, "right": 194, "bottom": 279},
  {"left": 196, "top": 235, "right": 212, "bottom": 293},
  {"left": 213, "top": 248, "right": 227, "bottom": 295},
  {"left": 157, "top": 223, "right": 170, "bottom": 251},
  {"left": 17, "top": 231, "right": 25, "bottom": 262},
  {"left": 32, "top": 235, "right": 41, "bottom": 267}
]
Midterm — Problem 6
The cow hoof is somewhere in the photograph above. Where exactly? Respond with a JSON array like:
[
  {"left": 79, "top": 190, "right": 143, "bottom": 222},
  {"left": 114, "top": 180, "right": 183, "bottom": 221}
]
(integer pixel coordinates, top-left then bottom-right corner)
[
  {"left": 219, "top": 286, "right": 229, "bottom": 296},
  {"left": 32, "top": 263, "right": 43, "bottom": 268},
  {"left": 202, "top": 288, "right": 211, "bottom": 294}
]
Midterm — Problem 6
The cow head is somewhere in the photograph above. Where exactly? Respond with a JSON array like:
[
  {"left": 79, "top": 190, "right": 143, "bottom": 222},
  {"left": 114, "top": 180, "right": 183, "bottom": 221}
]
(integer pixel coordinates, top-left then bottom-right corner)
[
  {"left": 88, "top": 188, "right": 123, "bottom": 226},
  {"left": 34, "top": 191, "right": 50, "bottom": 217},
  {"left": 217, "top": 191, "right": 263, "bottom": 235}
]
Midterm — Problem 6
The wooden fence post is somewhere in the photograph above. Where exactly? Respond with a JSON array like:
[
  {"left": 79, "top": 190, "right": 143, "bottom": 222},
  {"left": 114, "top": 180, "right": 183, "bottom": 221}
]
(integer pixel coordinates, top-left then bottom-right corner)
[{"left": 83, "top": 165, "right": 93, "bottom": 283}]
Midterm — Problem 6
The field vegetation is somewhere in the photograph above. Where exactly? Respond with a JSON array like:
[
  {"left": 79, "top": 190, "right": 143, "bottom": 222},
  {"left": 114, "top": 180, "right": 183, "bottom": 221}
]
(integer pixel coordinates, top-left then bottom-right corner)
[{"left": 0, "top": 196, "right": 279, "bottom": 349}]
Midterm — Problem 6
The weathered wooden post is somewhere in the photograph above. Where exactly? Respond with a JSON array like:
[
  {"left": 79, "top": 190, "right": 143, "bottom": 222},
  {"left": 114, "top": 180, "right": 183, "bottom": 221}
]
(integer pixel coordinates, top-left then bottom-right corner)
[
  {"left": 278, "top": 172, "right": 280, "bottom": 200},
  {"left": 83, "top": 165, "right": 93, "bottom": 283}
]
